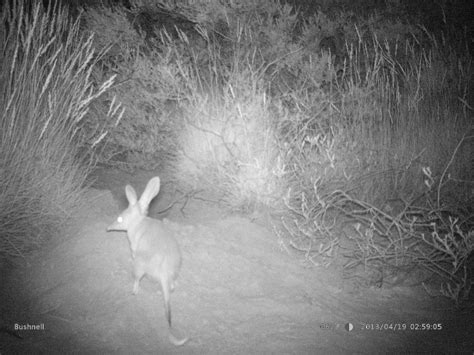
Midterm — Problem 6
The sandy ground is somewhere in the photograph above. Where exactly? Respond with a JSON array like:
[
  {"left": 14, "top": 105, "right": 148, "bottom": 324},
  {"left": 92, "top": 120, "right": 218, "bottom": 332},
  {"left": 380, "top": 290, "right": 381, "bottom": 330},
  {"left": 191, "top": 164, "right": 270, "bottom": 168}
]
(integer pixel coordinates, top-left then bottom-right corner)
[{"left": 1, "top": 169, "right": 473, "bottom": 354}]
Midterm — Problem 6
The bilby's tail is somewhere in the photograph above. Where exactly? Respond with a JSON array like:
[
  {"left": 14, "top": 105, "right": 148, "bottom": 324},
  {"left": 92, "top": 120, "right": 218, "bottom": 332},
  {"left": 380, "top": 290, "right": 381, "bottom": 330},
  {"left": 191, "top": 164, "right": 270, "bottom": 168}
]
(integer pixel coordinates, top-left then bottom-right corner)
[
  {"left": 168, "top": 330, "right": 189, "bottom": 346},
  {"left": 162, "top": 277, "right": 189, "bottom": 346}
]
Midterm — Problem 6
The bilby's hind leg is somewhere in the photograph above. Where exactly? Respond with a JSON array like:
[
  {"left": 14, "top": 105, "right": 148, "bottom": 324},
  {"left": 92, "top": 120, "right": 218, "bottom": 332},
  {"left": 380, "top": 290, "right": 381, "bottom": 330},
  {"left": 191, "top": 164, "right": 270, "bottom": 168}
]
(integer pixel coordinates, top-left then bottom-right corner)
[{"left": 133, "top": 262, "right": 145, "bottom": 295}]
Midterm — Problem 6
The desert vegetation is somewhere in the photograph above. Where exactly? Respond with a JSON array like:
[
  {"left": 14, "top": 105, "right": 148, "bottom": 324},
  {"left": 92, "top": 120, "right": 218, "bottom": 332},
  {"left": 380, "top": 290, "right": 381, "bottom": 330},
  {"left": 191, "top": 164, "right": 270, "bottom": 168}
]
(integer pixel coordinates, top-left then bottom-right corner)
[
  {"left": 1, "top": 0, "right": 472, "bottom": 305},
  {"left": 0, "top": 0, "right": 123, "bottom": 260}
]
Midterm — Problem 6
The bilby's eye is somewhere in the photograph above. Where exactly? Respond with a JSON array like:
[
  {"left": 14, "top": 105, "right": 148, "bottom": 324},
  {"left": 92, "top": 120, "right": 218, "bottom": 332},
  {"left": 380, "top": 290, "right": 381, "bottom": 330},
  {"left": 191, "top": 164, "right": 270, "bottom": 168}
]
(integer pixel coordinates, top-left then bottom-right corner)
[{"left": 117, "top": 216, "right": 123, "bottom": 223}]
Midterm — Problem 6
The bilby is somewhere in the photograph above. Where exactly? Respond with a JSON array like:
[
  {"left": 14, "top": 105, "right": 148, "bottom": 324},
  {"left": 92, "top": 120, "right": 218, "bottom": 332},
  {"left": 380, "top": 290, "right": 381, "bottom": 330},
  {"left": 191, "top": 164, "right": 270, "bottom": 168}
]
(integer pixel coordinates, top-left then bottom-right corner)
[{"left": 107, "top": 176, "right": 188, "bottom": 346}]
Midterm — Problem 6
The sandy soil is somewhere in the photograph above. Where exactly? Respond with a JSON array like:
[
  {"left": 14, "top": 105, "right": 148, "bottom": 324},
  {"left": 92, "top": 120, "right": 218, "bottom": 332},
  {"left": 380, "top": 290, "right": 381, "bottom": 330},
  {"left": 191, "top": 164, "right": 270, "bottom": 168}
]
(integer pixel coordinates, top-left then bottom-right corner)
[{"left": 1, "top": 169, "right": 472, "bottom": 354}]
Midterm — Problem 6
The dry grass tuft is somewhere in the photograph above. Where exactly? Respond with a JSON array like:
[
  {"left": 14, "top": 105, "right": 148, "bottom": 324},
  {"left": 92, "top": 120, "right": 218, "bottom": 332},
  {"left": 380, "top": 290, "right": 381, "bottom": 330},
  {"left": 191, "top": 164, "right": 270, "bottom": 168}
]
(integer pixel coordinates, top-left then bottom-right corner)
[{"left": 0, "top": 0, "right": 121, "bottom": 259}]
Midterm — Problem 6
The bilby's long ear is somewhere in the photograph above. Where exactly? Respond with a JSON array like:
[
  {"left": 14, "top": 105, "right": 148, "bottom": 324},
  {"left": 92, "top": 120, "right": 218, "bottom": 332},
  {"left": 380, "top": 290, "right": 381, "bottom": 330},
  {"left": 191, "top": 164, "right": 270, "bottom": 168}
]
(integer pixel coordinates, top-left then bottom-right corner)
[
  {"left": 138, "top": 176, "right": 161, "bottom": 213},
  {"left": 125, "top": 185, "right": 138, "bottom": 205}
]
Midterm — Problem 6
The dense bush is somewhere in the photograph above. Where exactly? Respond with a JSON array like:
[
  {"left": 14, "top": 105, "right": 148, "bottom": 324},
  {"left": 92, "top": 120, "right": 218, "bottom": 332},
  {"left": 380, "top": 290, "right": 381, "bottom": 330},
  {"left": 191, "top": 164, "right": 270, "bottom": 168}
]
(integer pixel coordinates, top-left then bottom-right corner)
[{"left": 80, "top": 0, "right": 473, "bottom": 303}]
